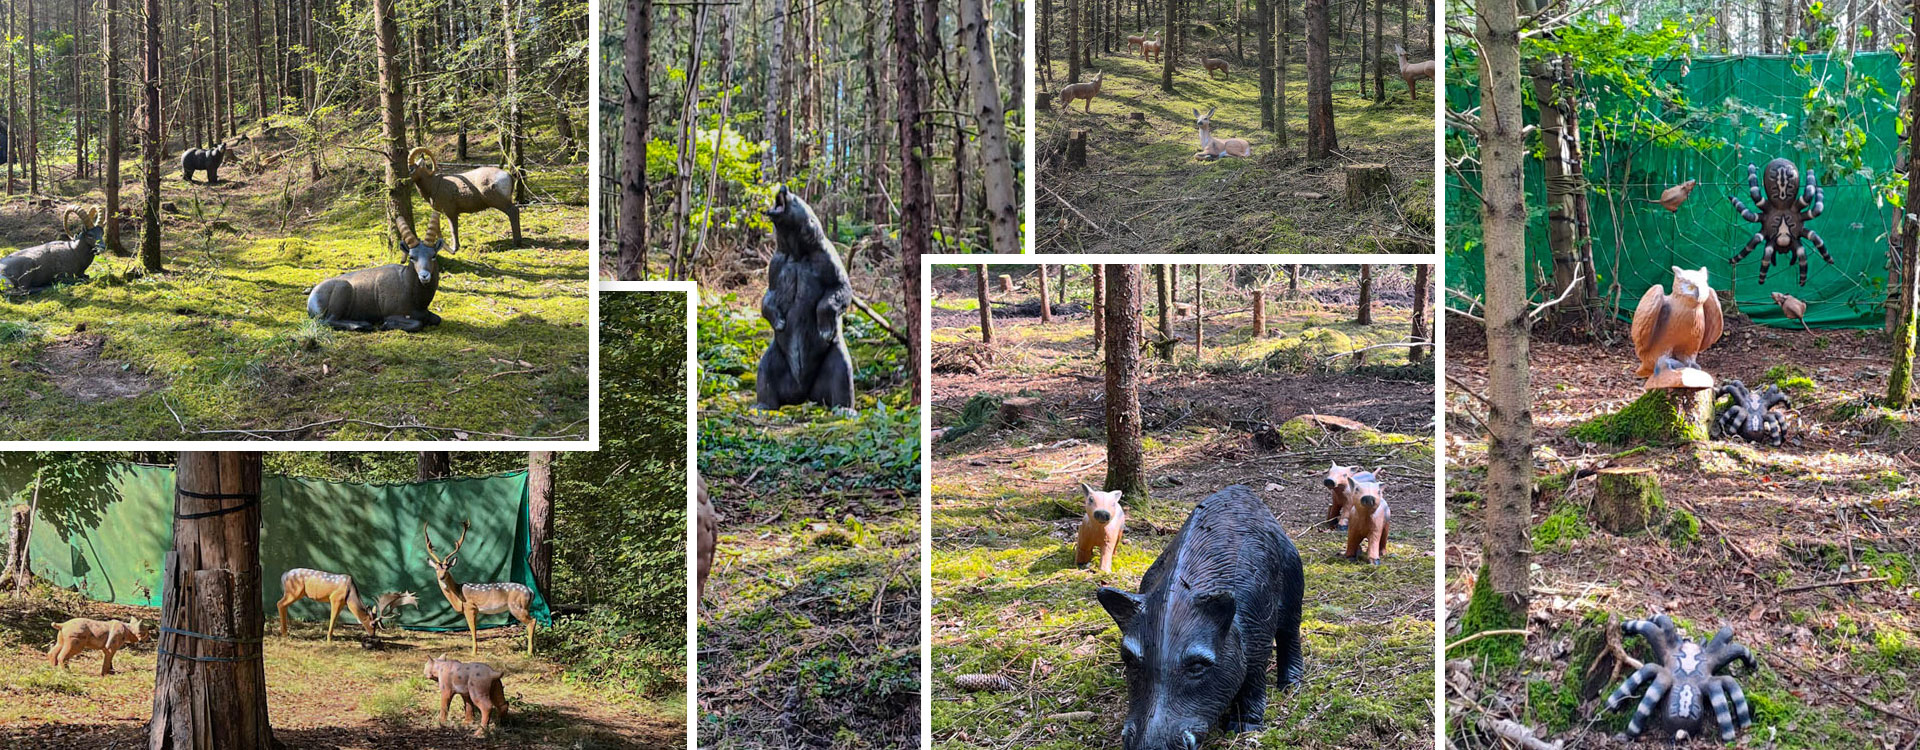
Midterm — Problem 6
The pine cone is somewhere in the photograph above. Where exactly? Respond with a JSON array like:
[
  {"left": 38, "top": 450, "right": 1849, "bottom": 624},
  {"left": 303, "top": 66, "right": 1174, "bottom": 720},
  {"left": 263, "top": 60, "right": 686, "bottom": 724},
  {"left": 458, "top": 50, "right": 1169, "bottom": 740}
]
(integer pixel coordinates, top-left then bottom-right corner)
[{"left": 951, "top": 673, "right": 1013, "bottom": 692}]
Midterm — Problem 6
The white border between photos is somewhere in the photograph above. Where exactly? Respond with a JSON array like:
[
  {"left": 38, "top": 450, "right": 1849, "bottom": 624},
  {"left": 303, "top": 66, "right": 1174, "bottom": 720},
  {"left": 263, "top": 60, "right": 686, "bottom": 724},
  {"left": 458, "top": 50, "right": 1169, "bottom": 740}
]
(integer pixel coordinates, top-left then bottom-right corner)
[{"left": 919, "top": 254, "right": 1442, "bottom": 749}]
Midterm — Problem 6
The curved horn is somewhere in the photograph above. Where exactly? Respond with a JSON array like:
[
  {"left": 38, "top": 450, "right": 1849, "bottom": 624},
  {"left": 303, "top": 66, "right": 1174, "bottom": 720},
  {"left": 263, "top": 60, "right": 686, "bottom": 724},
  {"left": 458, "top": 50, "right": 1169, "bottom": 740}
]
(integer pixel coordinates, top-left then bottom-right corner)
[
  {"left": 84, "top": 208, "right": 101, "bottom": 228},
  {"left": 428, "top": 212, "right": 447, "bottom": 250},
  {"left": 406, "top": 147, "right": 438, "bottom": 174},
  {"left": 61, "top": 208, "right": 79, "bottom": 237}
]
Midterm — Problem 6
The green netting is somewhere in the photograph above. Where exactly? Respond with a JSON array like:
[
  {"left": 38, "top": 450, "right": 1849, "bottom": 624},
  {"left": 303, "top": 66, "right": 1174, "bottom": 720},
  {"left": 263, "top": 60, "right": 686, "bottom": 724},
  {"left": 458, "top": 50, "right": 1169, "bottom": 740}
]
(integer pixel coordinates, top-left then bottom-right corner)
[
  {"left": 9, "top": 462, "right": 550, "bottom": 631},
  {"left": 1447, "top": 52, "right": 1900, "bottom": 329}
]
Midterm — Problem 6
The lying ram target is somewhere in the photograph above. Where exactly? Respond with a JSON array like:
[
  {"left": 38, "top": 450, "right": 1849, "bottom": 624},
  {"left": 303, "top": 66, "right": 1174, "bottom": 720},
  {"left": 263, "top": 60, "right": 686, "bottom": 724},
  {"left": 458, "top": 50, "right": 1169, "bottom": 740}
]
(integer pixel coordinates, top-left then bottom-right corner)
[
  {"left": 306, "top": 214, "right": 452, "bottom": 332},
  {"left": 0, "top": 208, "right": 107, "bottom": 294},
  {"left": 408, "top": 147, "right": 521, "bottom": 250}
]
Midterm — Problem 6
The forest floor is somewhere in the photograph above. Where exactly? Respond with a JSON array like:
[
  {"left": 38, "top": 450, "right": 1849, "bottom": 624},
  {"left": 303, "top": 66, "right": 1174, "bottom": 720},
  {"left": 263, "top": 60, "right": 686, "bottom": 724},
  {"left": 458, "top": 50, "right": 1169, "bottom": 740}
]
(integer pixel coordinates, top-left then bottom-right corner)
[
  {"left": 694, "top": 280, "right": 922, "bottom": 749},
  {"left": 1444, "top": 316, "right": 1920, "bottom": 748},
  {"left": 1036, "top": 48, "right": 1434, "bottom": 254},
  {"left": 928, "top": 268, "right": 1436, "bottom": 749},
  {"left": 0, "top": 125, "right": 588, "bottom": 440},
  {"left": 0, "top": 588, "right": 683, "bottom": 749}
]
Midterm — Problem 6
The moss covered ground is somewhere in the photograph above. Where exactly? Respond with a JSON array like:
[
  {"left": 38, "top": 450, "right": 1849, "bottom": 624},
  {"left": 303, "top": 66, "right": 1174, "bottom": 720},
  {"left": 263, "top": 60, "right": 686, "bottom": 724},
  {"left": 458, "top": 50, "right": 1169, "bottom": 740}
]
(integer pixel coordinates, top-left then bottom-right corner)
[
  {"left": 0, "top": 126, "right": 587, "bottom": 440},
  {"left": 0, "top": 587, "right": 682, "bottom": 749},
  {"left": 930, "top": 265, "right": 1435, "bottom": 749},
  {"left": 694, "top": 291, "right": 921, "bottom": 749},
  {"left": 1445, "top": 322, "right": 1920, "bottom": 748},
  {"left": 1036, "top": 44, "right": 1434, "bottom": 253}
]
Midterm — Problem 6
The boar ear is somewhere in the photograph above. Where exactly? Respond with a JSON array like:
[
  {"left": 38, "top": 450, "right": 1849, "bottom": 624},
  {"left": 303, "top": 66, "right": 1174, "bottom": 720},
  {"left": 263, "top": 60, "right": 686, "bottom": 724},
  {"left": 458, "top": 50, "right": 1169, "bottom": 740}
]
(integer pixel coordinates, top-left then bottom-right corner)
[
  {"left": 1080, "top": 482, "right": 1095, "bottom": 498},
  {"left": 1194, "top": 590, "right": 1238, "bottom": 633},
  {"left": 1097, "top": 587, "right": 1144, "bottom": 630}
]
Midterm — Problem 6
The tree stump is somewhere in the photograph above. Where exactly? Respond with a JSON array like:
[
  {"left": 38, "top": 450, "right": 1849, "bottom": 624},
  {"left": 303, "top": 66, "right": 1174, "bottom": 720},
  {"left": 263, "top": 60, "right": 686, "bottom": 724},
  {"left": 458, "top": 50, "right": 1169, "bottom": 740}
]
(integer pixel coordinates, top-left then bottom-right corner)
[
  {"left": 1037, "top": 92, "right": 1054, "bottom": 110},
  {"left": 999, "top": 274, "right": 1015, "bottom": 294},
  {"left": 1067, "top": 130, "right": 1088, "bottom": 167},
  {"left": 1568, "top": 386, "right": 1711, "bottom": 445},
  {"left": 1344, "top": 163, "right": 1392, "bottom": 208},
  {"left": 1175, "top": 302, "right": 1193, "bottom": 318},
  {"left": 997, "top": 397, "right": 1041, "bottom": 427},
  {"left": 2, "top": 504, "right": 30, "bottom": 594},
  {"left": 1130, "top": 112, "right": 1146, "bottom": 123},
  {"left": 1594, "top": 467, "right": 1661, "bottom": 534},
  {"left": 1252, "top": 290, "right": 1266, "bottom": 338}
]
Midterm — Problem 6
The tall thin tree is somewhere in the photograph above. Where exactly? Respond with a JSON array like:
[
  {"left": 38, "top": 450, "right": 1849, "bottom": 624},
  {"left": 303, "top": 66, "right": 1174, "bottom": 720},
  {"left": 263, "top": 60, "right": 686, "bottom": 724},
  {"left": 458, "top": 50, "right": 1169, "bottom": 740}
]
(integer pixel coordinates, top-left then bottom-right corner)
[
  {"left": 1103, "top": 265, "right": 1147, "bottom": 499},
  {"left": 976, "top": 265, "right": 995, "bottom": 344},
  {"left": 138, "top": 0, "right": 162, "bottom": 271},
  {"left": 962, "top": 0, "right": 1019, "bottom": 254},
  {"left": 895, "top": 0, "right": 931, "bottom": 398},
  {"left": 374, "top": 0, "right": 415, "bottom": 247},
  {"left": 617, "top": 0, "right": 650, "bottom": 279},
  {"left": 104, "top": 0, "right": 122, "bottom": 255},
  {"left": 1305, "top": 0, "right": 1337, "bottom": 157}
]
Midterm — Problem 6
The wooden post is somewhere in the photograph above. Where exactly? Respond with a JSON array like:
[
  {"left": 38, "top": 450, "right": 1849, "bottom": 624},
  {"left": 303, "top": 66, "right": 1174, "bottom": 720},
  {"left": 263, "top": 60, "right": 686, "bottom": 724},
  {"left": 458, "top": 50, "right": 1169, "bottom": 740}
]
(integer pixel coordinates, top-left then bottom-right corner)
[
  {"left": 1067, "top": 129, "right": 1088, "bottom": 167},
  {"left": 1594, "top": 467, "right": 1661, "bottom": 534},
  {"left": 1252, "top": 289, "right": 1266, "bottom": 337},
  {"left": 1344, "top": 163, "right": 1390, "bottom": 208},
  {"left": 149, "top": 452, "right": 276, "bottom": 750},
  {"left": 1037, "top": 265, "right": 1053, "bottom": 324}
]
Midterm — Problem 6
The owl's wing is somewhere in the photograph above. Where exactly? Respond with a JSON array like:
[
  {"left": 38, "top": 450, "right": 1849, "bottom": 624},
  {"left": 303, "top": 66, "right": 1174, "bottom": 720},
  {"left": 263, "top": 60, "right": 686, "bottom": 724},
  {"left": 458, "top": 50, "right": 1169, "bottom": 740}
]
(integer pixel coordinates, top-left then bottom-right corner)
[
  {"left": 1702, "top": 289, "right": 1724, "bottom": 349},
  {"left": 1630, "top": 285, "right": 1666, "bottom": 355}
]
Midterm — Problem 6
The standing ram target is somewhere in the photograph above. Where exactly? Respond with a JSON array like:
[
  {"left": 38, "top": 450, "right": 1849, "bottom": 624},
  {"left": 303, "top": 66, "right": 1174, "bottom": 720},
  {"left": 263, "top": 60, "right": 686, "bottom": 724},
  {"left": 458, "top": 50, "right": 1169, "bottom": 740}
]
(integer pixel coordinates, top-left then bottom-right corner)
[
  {"left": 1, "top": 208, "right": 107, "bottom": 293},
  {"left": 408, "top": 147, "right": 522, "bottom": 250},
  {"left": 306, "top": 213, "right": 452, "bottom": 331}
]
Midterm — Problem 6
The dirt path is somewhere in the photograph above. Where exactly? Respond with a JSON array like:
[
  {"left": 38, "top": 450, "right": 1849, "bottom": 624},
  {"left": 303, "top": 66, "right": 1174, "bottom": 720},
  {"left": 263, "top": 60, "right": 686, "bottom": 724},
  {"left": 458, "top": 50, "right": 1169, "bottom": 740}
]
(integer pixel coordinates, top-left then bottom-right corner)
[
  {"left": 0, "top": 594, "right": 683, "bottom": 749},
  {"left": 1444, "top": 319, "right": 1920, "bottom": 748},
  {"left": 930, "top": 267, "right": 1436, "bottom": 749},
  {"left": 1036, "top": 52, "right": 1434, "bottom": 253}
]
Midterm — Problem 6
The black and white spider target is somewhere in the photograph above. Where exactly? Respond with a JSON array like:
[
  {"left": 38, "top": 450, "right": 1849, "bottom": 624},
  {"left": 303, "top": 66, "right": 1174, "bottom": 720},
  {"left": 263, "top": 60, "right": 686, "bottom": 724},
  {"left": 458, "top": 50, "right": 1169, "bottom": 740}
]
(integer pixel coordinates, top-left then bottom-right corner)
[
  {"left": 1711, "top": 380, "right": 1792, "bottom": 446},
  {"left": 1727, "top": 158, "right": 1835, "bottom": 287},
  {"left": 1606, "top": 615, "right": 1757, "bottom": 744}
]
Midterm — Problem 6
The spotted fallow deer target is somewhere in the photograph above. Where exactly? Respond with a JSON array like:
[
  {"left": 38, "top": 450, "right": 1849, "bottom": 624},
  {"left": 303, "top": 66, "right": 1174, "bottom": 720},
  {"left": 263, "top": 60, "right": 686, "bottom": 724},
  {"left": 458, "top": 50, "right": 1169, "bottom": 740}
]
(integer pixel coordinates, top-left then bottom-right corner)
[
  {"left": 423, "top": 520, "right": 538, "bottom": 655},
  {"left": 277, "top": 568, "right": 377, "bottom": 642}
]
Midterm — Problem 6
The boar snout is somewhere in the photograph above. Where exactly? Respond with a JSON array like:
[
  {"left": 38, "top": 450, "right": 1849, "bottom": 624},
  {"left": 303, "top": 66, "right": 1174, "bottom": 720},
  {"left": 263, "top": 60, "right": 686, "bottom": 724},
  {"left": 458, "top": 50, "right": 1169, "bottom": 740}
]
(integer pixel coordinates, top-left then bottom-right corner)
[
  {"left": 1124, "top": 720, "right": 1209, "bottom": 750},
  {"left": 1361, "top": 494, "right": 1378, "bottom": 509},
  {"left": 1092, "top": 509, "right": 1112, "bottom": 523},
  {"left": 1322, "top": 477, "right": 1336, "bottom": 487}
]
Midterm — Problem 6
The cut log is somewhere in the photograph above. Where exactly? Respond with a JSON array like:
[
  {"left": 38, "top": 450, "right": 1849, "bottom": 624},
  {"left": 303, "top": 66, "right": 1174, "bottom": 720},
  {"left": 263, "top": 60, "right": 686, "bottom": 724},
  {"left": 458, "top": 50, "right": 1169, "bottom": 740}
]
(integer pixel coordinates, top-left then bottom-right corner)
[
  {"left": 999, "top": 274, "right": 1014, "bottom": 294},
  {"left": 1594, "top": 467, "right": 1661, "bottom": 534},
  {"left": 1252, "top": 290, "right": 1266, "bottom": 337},
  {"left": 1129, "top": 112, "right": 1146, "bottom": 123},
  {"left": 1344, "top": 163, "right": 1392, "bottom": 209},
  {"left": 1066, "top": 130, "right": 1088, "bottom": 167},
  {"left": 1298, "top": 413, "right": 1367, "bottom": 431},
  {"left": 997, "top": 396, "right": 1041, "bottom": 427}
]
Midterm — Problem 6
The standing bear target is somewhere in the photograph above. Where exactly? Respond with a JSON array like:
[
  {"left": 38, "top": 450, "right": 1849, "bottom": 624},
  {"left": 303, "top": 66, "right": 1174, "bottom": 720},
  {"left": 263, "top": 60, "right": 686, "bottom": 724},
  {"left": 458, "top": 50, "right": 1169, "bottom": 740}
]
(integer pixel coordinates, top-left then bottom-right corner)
[{"left": 755, "top": 186, "right": 856, "bottom": 410}]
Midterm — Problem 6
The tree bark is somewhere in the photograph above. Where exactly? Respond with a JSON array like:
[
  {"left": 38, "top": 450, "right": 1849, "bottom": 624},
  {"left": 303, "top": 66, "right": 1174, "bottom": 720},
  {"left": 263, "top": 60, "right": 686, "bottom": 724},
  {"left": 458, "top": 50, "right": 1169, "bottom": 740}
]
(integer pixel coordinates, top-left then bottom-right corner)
[
  {"left": 1253, "top": 289, "right": 1266, "bottom": 337},
  {"left": 1357, "top": 265, "right": 1373, "bottom": 324},
  {"left": 894, "top": 0, "right": 931, "bottom": 399},
  {"left": 416, "top": 452, "right": 452, "bottom": 480},
  {"left": 73, "top": 0, "right": 87, "bottom": 182},
  {"left": 1093, "top": 264, "right": 1107, "bottom": 353},
  {"left": 374, "top": 0, "right": 414, "bottom": 247},
  {"left": 147, "top": 452, "right": 276, "bottom": 750},
  {"left": 1160, "top": 0, "right": 1176, "bottom": 91},
  {"left": 617, "top": 0, "right": 650, "bottom": 279},
  {"left": 1534, "top": 58, "right": 1590, "bottom": 322},
  {"left": 249, "top": 0, "right": 265, "bottom": 119},
  {"left": 527, "top": 451, "right": 554, "bottom": 597},
  {"left": 1156, "top": 263, "right": 1173, "bottom": 361},
  {"left": 766, "top": 0, "right": 788, "bottom": 180},
  {"left": 669, "top": 0, "right": 709, "bottom": 279},
  {"left": 1068, "top": 0, "right": 1082, "bottom": 84},
  {"left": 1305, "top": 0, "right": 1336, "bottom": 157},
  {"left": 26, "top": 0, "right": 39, "bottom": 193},
  {"left": 1411, "top": 264, "right": 1430, "bottom": 363},
  {"left": 976, "top": 265, "right": 995, "bottom": 344},
  {"left": 1276, "top": 0, "right": 1289, "bottom": 145},
  {"left": 104, "top": 0, "right": 122, "bottom": 254},
  {"left": 1258, "top": 0, "right": 1274, "bottom": 128},
  {"left": 961, "top": 0, "right": 1019, "bottom": 254},
  {"left": 139, "top": 0, "right": 162, "bottom": 270},
  {"left": 1103, "top": 265, "right": 1148, "bottom": 499},
  {"left": 500, "top": 0, "right": 525, "bottom": 204},
  {"left": 1192, "top": 264, "right": 1203, "bottom": 358},
  {"left": 1038, "top": 264, "right": 1054, "bottom": 323},
  {"left": 1890, "top": 0, "right": 1920, "bottom": 408},
  {"left": 1475, "top": 0, "right": 1533, "bottom": 619}
]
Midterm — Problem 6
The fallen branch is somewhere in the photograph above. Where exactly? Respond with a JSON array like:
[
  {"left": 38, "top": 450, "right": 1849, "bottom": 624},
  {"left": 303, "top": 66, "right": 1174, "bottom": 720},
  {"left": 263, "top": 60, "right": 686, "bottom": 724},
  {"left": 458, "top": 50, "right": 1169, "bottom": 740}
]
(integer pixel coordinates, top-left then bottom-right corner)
[
  {"left": 1784, "top": 658, "right": 1920, "bottom": 727},
  {"left": 1777, "top": 575, "right": 1889, "bottom": 595},
  {"left": 1445, "top": 629, "right": 1529, "bottom": 651},
  {"left": 1477, "top": 717, "right": 1564, "bottom": 750},
  {"left": 1042, "top": 183, "right": 1111, "bottom": 237},
  {"left": 1528, "top": 274, "right": 1585, "bottom": 324},
  {"left": 1325, "top": 341, "right": 1436, "bottom": 361},
  {"left": 852, "top": 294, "right": 911, "bottom": 348}
]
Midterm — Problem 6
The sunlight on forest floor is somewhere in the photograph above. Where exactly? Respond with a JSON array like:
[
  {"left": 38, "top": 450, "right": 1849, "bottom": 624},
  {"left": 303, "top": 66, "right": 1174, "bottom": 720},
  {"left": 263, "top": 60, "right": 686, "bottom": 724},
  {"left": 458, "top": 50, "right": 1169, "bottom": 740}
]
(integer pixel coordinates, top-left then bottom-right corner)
[
  {"left": 927, "top": 269, "right": 1436, "bottom": 749},
  {"left": 0, "top": 589, "right": 683, "bottom": 749},
  {"left": 1037, "top": 52, "right": 1434, "bottom": 253},
  {"left": 0, "top": 126, "right": 588, "bottom": 440}
]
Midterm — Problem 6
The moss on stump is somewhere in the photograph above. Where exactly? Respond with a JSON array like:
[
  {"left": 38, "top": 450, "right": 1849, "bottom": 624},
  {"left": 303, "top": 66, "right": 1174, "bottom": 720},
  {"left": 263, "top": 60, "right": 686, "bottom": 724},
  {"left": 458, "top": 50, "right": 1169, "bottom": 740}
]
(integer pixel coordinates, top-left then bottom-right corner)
[
  {"left": 1594, "top": 467, "right": 1661, "bottom": 534},
  {"left": 1455, "top": 563, "right": 1527, "bottom": 669},
  {"left": 1568, "top": 387, "right": 1710, "bottom": 445}
]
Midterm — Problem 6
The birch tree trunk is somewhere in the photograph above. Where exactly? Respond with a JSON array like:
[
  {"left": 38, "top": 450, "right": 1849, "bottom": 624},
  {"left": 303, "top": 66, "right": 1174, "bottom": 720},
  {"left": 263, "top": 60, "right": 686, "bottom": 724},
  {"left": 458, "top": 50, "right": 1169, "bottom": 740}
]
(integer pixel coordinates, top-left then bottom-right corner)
[{"left": 961, "top": 0, "right": 1019, "bottom": 254}]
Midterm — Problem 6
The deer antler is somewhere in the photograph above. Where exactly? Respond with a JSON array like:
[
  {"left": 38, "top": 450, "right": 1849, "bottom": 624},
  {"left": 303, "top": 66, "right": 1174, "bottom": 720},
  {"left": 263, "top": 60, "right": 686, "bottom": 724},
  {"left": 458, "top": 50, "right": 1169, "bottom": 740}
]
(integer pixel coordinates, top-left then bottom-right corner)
[
  {"left": 449, "top": 519, "right": 470, "bottom": 558},
  {"left": 422, "top": 522, "right": 444, "bottom": 563}
]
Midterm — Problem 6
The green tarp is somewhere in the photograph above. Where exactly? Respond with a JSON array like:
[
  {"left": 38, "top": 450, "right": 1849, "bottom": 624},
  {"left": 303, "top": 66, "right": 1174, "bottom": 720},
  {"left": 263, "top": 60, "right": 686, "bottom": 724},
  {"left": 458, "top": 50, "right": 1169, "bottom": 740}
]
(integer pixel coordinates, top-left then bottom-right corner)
[
  {"left": 1447, "top": 51, "right": 1900, "bottom": 329},
  {"left": 10, "top": 462, "right": 550, "bottom": 631}
]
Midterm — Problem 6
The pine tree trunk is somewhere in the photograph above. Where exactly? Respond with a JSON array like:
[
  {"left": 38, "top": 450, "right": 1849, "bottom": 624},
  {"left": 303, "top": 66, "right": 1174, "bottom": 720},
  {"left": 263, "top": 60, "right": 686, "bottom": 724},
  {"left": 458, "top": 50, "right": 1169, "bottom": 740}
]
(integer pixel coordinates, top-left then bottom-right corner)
[
  {"left": 1068, "top": 0, "right": 1082, "bottom": 84},
  {"left": 1889, "top": 0, "right": 1920, "bottom": 408},
  {"left": 1258, "top": 0, "right": 1273, "bottom": 128},
  {"left": 1193, "top": 264, "right": 1204, "bottom": 358},
  {"left": 104, "top": 0, "right": 122, "bottom": 254},
  {"left": 1161, "top": 0, "right": 1175, "bottom": 91},
  {"left": 527, "top": 451, "right": 555, "bottom": 596},
  {"left": 1357, "top": 265, "right": 1373, "bottom": 324},
  {"left": 617, "top": 0, "right": 650, "bottom": 280},
  {"left": 1372, "top": 0, "right": 1383, "bottom": 102},
  {"left": 1276, "top": 0, "right": 1288, "bottom": 145},
  {"left": 669, "top": 1, "right": 708, "bottom": 279},
  {"left": 767, "top": 0, "right": 789, "bottom": 179},
  {"left": 1411, "top": 264, "right": 1431, "bottom": 363},
  {"left": 976, "top": 265, "right": 995, "bottom": 344},
  {"left": 73, "top": 0, "right": 86, "bottom": 182},
  {"left": 1156, "top": 263, "right": 1173, "bottom": 360},
  {"left": 1038, "top": 265, "right": 1054, "bottom": 323},
  {"left": 1475, "top": 0, "right": 1533, "bottom": 619},
  {"left": 895, "top": 0, "right": 930, "bottom": 399},
  {"left": 961, "top": 0, "right": 1018, "bottom": 254},
  {"left": 140, "top": 0, "right": 162, "bottom": 270},
  {"left": 27, "top": 0, "right": 39, "bottom": 193},
  {"left": 416, "top": 452, "right": 452, "bottom": 480},
  {"left": 1305, "top": 0, "right": 1336, "bottom": 157},
  {"left": 249, "top": 0, "right": 265, "bottom": 119},
  {"left": 374, "top": 0, "right": 414, "bottom": 247},
  {"left": 147, "top": 452, "right": 276, "bottom": 750},
  {"left": 1104, "top": 265, "right": 1148, "bottom": 500}
]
